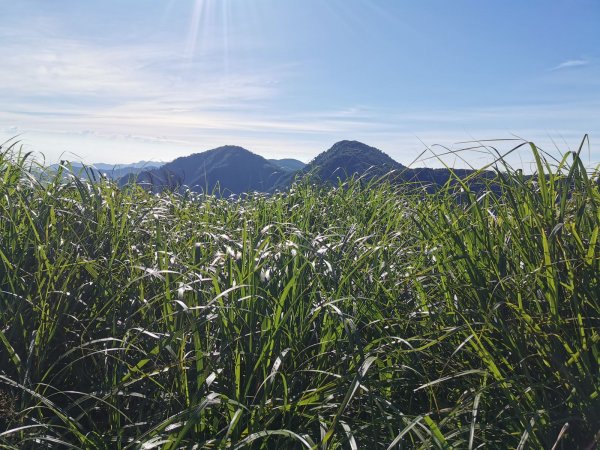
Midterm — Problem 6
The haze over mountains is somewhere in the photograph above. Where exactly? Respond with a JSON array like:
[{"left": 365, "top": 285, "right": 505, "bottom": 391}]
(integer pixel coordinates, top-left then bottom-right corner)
[
  {"left": 50, "top": 161, "right": 165, "bottom": 180},
  {"left": 268, "top": 158, "right": 306, "bottom": 172},
  {"left": 115, "top": 140, "right": 493, "bottom": 195}
]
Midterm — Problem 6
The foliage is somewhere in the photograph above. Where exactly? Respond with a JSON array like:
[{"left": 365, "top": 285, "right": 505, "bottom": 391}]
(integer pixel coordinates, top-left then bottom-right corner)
[{"left": 0, "top": 138, "right": 598, "bottom": 449}]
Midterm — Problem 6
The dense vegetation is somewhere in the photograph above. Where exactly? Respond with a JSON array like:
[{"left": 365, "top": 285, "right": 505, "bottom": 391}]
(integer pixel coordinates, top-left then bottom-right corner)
[{"left": 0, "top": 139, "right": 598, "bottom": 449}]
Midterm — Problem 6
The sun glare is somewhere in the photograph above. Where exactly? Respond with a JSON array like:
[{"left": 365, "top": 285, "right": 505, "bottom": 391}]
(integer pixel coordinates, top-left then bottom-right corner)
[
  {"left": 185, "top": 0, "right": 209, "bottom": 58},
  {"left": 185, "top": 0, "right": 235, "bottom": 74}
]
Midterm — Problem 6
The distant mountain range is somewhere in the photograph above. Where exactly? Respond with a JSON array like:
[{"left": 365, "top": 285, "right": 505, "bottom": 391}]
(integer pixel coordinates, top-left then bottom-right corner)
[
  {"left": 268, "top": 158, "right": 306, "bottom": 172},
  {"left": 50, "top": 161, "right": 165, "bottom": 180},
  {"left": 115, "top": 140, "right": 495, "bottom": 194}
]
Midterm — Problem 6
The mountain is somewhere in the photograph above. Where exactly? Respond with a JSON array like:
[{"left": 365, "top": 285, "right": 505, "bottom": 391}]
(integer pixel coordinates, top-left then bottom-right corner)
[
  {"left": 268, "top": 158, "right": 306, "bottom": 172},
  {"left": 119, "top": 140, "right": 498, "bottom": 195},
  {"left": 91, "top": 160, "right": 166, "bottom": 171},
  {"left": 122, "top": 145, "right": 288, "bottom": 194},
  {"left": 50, "top": 161, "right": 164, "bottom": 180},
  {"left": 299, "top": 140, "right": 404, "bottom": 184},
  {"left": 299, "top": 141, "right": 500, "bottom": 192}
]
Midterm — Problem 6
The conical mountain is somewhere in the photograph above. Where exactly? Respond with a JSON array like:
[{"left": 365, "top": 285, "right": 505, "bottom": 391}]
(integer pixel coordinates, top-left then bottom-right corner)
[
  {"left": 122, "top": 145, "right": 287, "bottom": 194},
  {"left": 300, "top": 140, "right": 404, "bottom": 183}
]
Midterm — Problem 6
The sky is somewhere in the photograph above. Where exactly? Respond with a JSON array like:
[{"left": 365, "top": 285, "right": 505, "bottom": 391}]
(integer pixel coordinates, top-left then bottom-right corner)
[{"left": 0, "top": 0, "right": 599, "bottom": 168}]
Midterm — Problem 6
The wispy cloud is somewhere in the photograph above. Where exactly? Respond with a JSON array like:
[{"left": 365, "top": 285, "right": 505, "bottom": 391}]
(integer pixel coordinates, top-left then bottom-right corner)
[
  {"left": 2, "top": 100, "right": 597, "bottom": 166},
  {"left": 0, "top": 4, "right": 597, "bottom": 167},
  {"left": 551, "top": 59, "right": 590, "bottom": 71},
  {"left": 0, "top": 35, "right": 283, "bottom": 106}
]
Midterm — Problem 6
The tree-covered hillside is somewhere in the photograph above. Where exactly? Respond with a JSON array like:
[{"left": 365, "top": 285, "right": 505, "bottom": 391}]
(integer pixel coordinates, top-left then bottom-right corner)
[
  {"left": 300, "top": 140, "right": 404, "bottom": 183},
  {"left": 123, "top": 145, "right": 288, "bottom": 194}
]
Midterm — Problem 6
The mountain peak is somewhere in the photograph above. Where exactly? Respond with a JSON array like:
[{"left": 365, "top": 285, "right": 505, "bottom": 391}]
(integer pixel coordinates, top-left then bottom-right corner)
[
  {"left": 330, "top": 139, "right": 371, "bottom": 148},
  {"left": 123, "top": 145, "right": 287, "bottom": 195},
  {"left": 118, "top": 140, "right": 489, "bottom": 194},
  {"left": 303, "top": 140, "right": 403, "bottom": 183},
  {"left": 316, "top": 140, "right": 401, "bottom": 164},
  {"left": 208, "top": 145, "right": 252, "bottom": 154}
]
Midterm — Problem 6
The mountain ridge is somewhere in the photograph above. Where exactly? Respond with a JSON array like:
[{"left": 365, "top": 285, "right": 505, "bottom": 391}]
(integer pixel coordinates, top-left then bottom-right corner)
[
  {"left": 122, "top": 145, "right": 289, "bottom": 194},
  {"left": 50, "top": 160, "right": 164, "bottom": 180},
  {"left": 120, "top": 140, "right": 495, "bottom": 194}
]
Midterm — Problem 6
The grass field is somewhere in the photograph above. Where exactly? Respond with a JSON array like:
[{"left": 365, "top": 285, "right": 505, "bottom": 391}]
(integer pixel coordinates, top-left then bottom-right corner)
[{"left": 0, "top": 139, "right": 598, "bottom": 449}]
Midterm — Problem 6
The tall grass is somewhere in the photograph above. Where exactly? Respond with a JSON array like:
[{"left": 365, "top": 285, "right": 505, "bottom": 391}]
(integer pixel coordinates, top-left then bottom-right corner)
[{"left": 0, "top": 139, "right": 598, "bottom": 449}]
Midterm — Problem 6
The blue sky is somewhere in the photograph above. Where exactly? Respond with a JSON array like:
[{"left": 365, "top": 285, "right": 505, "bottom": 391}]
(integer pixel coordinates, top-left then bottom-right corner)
[{"left": 1, "top": 0, "right": 599, "bottom": 167}]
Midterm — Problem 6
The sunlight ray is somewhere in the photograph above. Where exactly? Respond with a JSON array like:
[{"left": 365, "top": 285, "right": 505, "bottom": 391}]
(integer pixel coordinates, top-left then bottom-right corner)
[{"left": 186, "top": 0, "right": 206, "bottom": 59}]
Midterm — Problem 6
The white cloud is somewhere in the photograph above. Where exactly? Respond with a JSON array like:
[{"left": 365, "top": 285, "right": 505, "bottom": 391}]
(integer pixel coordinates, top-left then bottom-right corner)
[
  {"left": 551, "top": 59, "right": 590, "bottom": 71},
  {"left": 0, "top": 35, "right": 282, "bottom": 106}
]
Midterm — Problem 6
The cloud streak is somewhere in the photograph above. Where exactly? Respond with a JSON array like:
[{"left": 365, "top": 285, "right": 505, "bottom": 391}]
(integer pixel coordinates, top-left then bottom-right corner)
[
  {"left": 2, "top": 100, "right": 598, "bottom": 166},
  {"left": 551, "top": 59, "right": 590, "bottom": 71}
]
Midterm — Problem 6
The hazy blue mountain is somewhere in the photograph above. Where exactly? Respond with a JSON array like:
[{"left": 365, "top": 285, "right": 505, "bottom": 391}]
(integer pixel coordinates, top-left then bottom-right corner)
[
  {"left": 91, "top": 160, "right": 165, "bottom": 171},
  {"left": 268, "top": 158, "right": 306, "bottom": 172},
  {"left": 122, "top": 145, "right": 288, "bottom": 195},
  {"left": 50, "top": 160, "right": 164, "bottom": 180}
]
